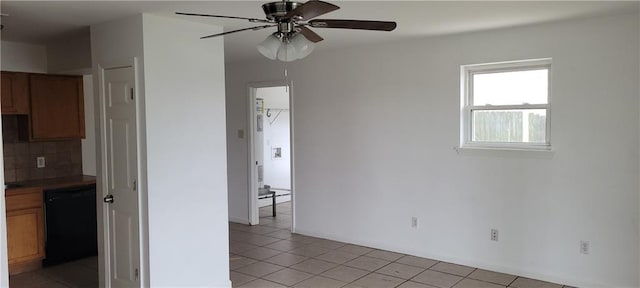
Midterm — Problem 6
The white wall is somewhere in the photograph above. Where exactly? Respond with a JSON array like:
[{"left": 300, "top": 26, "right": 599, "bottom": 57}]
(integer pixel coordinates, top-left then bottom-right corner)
[
  {"left": 141, "top": 14, "right": 229, "bottom": 287},
  {"left": 261, "top": 86, "right": 290, "bottom": 109},
  {"left": 262, "top": 112, "right": 291, "bottom": 189},
  {"left": 0, "top": 41, "right": 47, "bottom": 73},
  {"left": 92, "top": 14, "right": 229, "bottom": 287},
  {"left": 81, "top": 75, "right": 96, "bottom": 176},
  {"left": 226, "top": 12, "right": 640, "bottom": 288},
  {"left": 46, "top": 33, "right": 92, "bottom": 74}
]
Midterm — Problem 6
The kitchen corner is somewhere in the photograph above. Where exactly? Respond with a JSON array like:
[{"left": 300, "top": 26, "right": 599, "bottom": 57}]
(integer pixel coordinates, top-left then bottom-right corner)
[
  {"left": 4, "top": 176, "right": 96, "bottom": 275},
  {"left": 2, "top": 71, "right": 97, "bottom": 276}
]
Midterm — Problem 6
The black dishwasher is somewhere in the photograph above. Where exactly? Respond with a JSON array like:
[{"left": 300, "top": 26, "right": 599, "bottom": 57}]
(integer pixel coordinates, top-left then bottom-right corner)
[{"left": 43, "top": 185, "right": 98, "bottom": 266}]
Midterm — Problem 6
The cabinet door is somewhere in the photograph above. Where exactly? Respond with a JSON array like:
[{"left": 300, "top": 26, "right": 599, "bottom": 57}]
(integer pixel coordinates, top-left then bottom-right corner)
[
  {"left": 1, "top": 72, "right": 29, "bottom": 115},
  {"left": 30, "top": 74, "right": 85, "bottom": 139},
  {"left": 1, "top": 72, "right": 15, "bottom": 113},
  {"left": 6, "top": 207, "right": 45, "bottom": 264}
]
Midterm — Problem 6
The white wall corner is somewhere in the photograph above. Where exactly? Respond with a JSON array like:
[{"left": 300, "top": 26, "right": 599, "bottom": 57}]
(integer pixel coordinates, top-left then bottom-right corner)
[
  {"left": 141, "top": 13, "right": 229, "bottom": 287},
  {"left": 46, "top": 30, "right": 92, "bottom": 74},
  {"left": 0, "top": 120, "right": 7, "bottom": 288},
  {"left": 90, "top": 13, "right": 146, "bottom": 288},
  {"left": 82, "top": 75, "right": 97, "bottom": 176},
  {"left": 637, "top": 7, "right": 640, "bottom": 285},
  {"left": 0, "top": 41, "right": 48, "bottom": 73}
]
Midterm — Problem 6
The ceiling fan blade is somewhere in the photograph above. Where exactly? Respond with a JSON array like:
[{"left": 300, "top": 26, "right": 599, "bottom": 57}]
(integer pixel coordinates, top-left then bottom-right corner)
[
  {"left": 309, "top": 19, "right": 397, "bottom": 31},
  {"left": 176, "top": 12, "right": 270, "bottom": 23},
  {"left": 200, "top": 25, "right": 275, "bottom": 39},
  {"left": 299, "top": 26, "right": 324, "bottom": 43},
  {"left": 285, "top": 1, "right": 339, "bottom": 21}
]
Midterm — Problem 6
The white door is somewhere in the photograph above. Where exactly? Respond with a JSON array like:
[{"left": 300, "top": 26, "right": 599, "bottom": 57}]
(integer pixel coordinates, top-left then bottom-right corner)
[{"left": 103, "top": 66, "right": 140, "bottom": 287}]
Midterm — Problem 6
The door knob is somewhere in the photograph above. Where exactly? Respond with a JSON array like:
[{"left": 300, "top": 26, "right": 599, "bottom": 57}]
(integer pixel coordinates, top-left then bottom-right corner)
[{"left": 104, "top": 194, "right": 114, "bottom": 203}]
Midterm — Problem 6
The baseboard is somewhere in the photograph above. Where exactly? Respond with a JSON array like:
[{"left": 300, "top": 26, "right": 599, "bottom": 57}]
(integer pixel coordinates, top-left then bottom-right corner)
[
  {"left": 228, "top": 216, "right": 249, "bottom": 225},
  {"left": 213, "top": 279, "right": 232, "bottom": 288},
  {"left": 292, "top": 227, "right": 610, "bottom": 288}
]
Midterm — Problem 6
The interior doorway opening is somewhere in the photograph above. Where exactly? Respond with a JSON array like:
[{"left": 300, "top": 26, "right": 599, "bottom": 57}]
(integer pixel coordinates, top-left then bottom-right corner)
[{"left": 248, "top": 83, "right": 293, "bottom": 228}]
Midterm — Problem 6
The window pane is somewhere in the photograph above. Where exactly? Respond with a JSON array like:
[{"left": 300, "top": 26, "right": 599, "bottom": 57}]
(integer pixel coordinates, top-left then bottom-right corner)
[
  {"left": 472, "top": 109, "right": 546, "bottom": 143},
  {"left": 473, "top": 69, "right": 548, "bottom": 105}
]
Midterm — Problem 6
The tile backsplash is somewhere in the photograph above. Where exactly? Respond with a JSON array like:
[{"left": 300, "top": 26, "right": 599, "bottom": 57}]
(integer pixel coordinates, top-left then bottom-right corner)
[{"left": 3, "top": 116, "right": 82, "bottom": 182}]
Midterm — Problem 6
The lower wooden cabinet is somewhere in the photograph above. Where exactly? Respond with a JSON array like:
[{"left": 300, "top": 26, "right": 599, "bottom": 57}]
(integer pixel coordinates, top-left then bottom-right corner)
[{"left": 5, "top": 188, "right": 45, "bottom": 275}]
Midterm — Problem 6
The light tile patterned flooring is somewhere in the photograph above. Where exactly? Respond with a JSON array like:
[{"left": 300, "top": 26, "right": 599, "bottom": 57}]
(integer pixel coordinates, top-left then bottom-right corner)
[
  {"left": 9, "top": 256, "right": 98, "bottom": 288},
  {"left": 231, "top": 202, "right": 575, "bottom": 288},
  {"left": 9, "top": 201, "right": 574, "bottom": 288}
]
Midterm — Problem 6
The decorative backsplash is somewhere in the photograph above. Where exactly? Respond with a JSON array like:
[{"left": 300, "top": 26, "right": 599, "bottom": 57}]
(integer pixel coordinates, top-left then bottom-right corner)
[{"left": 2, "top": 116, "right": 82, "bottom": 182}]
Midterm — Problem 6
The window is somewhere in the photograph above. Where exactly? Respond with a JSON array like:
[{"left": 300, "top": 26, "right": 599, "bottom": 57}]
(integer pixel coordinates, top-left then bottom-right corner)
[{"left": 461, "top": 59, "right": 551, "bottom": 150}]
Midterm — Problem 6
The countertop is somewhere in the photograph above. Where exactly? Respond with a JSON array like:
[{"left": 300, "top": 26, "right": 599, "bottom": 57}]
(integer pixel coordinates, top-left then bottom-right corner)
[{"left": 5, "top": 175, "right": 96, "bottom": 193}]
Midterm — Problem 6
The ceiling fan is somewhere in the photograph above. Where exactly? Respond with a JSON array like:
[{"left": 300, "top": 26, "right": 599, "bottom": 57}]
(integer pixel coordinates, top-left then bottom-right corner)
[{"left": 176, "top": 0, "right": 397, "bottom": 62}]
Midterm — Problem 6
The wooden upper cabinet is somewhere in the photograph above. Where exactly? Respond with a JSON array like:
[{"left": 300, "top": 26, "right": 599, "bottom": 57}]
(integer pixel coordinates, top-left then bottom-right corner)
[
  {"left": 29, "top": 74, "right": 85, "bottom": 140},
  {"left": 1, "top": 72, "right": 30, "bottom": 114}
]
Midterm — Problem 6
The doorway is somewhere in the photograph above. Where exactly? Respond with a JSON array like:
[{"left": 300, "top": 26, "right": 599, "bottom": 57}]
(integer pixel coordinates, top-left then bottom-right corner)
[
  {"left": 248, "top": 83, "right": 293, "bottom": 229},
  {"left": 100, "top": 65, "right": 141, "bottom": 287}
]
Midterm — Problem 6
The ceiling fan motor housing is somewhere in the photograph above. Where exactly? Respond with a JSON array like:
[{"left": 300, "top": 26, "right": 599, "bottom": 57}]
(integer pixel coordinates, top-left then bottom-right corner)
[
  {"left": 176, "top": 0, "right": 396, "bottom": 60},
  {"left": 262, "top": 1, "right": 303, "bottom": 21}
]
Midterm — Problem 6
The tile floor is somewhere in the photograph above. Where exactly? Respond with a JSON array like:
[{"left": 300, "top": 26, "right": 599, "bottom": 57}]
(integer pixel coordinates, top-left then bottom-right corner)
[
  {"left": 8, "top": 201, "right": 575, "bottom": 288},
  {"left": 9, "top": 256, "right": 98, "bottom": 288},
  {"left": 230, "top": 202, "right": 575, "bottom": 288}
]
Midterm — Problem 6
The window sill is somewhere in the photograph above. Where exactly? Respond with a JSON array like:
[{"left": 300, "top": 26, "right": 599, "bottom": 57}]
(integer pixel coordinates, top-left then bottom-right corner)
[{"left": 455, "top": 145, "right": 555, "bottom": 158}]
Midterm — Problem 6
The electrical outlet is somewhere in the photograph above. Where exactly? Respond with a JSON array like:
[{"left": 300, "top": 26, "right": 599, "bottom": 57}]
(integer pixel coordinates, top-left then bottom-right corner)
[
  {"left": 580, "top": 240, "right": 590, "bottom": 255},
  {"left": 491, "top": 229, "right": 499, "bottom": 241},
  {"left": 411, "top": 217, "right": 418, "bottom": 228},
  {"left": 36, "top": 156, "right": 46, "bottom": 168}
]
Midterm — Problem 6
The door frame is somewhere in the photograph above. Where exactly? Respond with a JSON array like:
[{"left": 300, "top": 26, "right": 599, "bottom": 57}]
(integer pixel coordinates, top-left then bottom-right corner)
[
  {"left": 96, "top": 57, "right": 148, "bottom": 287},
  {"left": 0, "top": 107, "right": 8, "bottom": 288},
  {"left": 246, "top": 80, "right": 295, "bottom": 230}
]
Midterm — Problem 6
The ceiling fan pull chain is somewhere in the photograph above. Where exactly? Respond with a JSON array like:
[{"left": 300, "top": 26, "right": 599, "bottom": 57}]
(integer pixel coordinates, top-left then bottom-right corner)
[{"left": 284, "top": 68, "right": 289, "bottom": 93}]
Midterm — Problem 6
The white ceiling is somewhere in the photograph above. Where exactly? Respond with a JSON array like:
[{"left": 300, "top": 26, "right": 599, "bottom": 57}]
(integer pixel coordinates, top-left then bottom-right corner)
[{"left": 1, "top": 1, "right": 637, "bottom": 63}]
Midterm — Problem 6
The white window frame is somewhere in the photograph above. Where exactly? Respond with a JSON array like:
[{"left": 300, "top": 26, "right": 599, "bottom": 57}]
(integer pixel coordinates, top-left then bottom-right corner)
[{"left": 460, "top": 58, "right": 552, "bottom": 150}]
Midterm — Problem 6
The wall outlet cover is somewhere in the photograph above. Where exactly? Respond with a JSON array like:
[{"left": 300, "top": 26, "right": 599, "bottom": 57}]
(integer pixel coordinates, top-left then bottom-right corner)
[
  {"left": 580, "top": 240, "right": 590, "bottom": 254},
  {"left": 36, "top": 156, "right": 46, "bottom": 168},
  {"left": 491, "top": 229, "right": 499, "bottom": 241}
]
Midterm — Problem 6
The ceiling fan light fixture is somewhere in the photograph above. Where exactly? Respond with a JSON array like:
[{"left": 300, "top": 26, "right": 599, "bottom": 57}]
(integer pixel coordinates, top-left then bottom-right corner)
[
  {"left": 290, "top": 33, "right": 314, "bottom": 59},
  {"left": 276, "top": 40, "right": 298, "bottom": 62},
  {"left": 257, "top": 34, "right": 281, "bottom": 60},
  {"left": 180, "top": 0, "right": 397, "bottom": 62}
]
